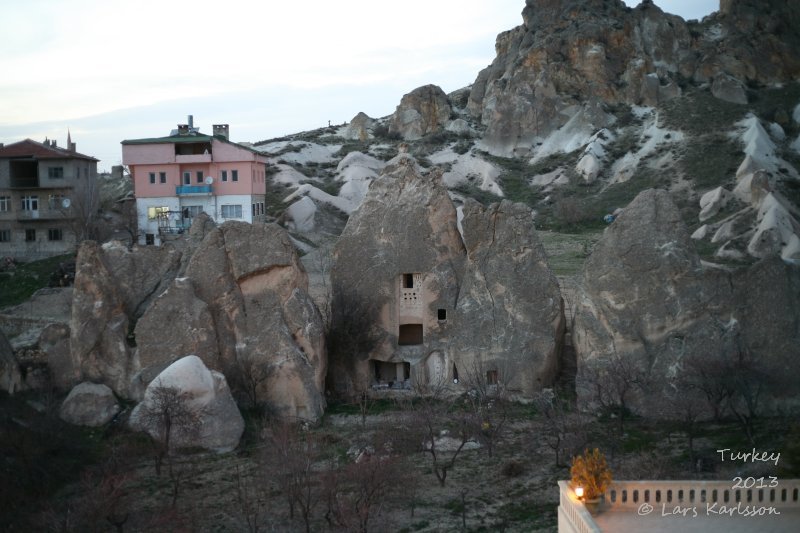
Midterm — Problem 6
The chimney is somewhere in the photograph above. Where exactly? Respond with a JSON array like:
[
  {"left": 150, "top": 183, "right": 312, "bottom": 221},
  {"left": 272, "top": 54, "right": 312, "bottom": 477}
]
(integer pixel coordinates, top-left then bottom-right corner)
[
  {"left": 188, "top": 115, "right": 194, "bottom": 129},
  {"left": 177, "top": 124, "right": 189, "bottom": 136},
  {"left": 213, "top": 124, "right": 230, "bottom": 140}
]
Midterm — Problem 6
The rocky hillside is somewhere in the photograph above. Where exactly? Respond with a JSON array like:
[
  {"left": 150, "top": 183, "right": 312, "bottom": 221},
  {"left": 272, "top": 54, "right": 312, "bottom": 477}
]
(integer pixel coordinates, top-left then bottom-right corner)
[{"left": 249, "top": 0, "right": 800, "bottom": 267}]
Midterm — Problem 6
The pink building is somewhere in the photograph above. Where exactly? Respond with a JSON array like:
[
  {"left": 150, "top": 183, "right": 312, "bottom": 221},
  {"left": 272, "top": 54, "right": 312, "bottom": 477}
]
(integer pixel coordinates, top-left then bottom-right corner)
[{"left": 122, "top": 117, "right": 269, "bottom": 245}]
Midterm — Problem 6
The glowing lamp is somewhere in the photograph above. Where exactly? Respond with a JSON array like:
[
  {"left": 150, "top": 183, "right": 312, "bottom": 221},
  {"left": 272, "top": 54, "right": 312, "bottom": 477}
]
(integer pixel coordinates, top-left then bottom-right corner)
[{"left": 575, "top": 486, "right": 585, "bottom": 500}]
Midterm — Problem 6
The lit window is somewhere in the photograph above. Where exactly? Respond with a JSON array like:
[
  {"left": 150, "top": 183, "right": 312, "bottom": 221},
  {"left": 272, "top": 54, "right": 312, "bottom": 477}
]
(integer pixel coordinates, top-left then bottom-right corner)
[
  {"left": 48, "top": 228, "right": 63, "bottom": 241},
  {"left": 48, "top": 167, "right": 64, "bottom": 179},
  {"left": 25, "top": 229, "right": 36, "bottom": 242},
  {"left": 221, "top": 204, "right": 242, "bottom": 219},
  {"left": 21, "top": 196, "right": 39, "bottom": 211},
  {"left": 147, "top": 206, "right": 169, "bottom": 219},
  {"left": 0, "top": 196, "right": 10, "bottom": 212}
]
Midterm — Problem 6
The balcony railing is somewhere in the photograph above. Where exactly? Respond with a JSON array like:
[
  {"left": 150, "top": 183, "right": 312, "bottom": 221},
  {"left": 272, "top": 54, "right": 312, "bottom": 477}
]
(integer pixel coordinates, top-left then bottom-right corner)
[
  {"left": 176, "top": 185, "right": 212, "bottom": 195},
  {"left": 16, "top": 209, "right": 72, "bottom": 221},
  {"left": 557, "top": 479, "right": 800, "bottom": 533},
  {"left": 176, "top": 153, "right": 212, "bottom": 163}
]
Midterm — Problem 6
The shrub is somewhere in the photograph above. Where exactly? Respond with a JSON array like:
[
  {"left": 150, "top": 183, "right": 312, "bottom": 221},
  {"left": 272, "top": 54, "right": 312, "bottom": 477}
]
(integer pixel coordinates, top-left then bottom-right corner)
[
  {"left": 570, "top": 448, "right": 612, "bottom": 500},
  {"left": 501, "top": 460, "right": 526, "bottom": 477}
]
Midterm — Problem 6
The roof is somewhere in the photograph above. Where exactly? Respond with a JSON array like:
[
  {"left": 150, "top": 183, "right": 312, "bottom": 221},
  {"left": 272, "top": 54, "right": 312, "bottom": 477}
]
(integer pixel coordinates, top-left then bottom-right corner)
[
  {"left": 121, "top": 132, "right": 266, "bottom": 157},
  {"left": 0, "top": 139, "right": 99, "bottom": 161}
]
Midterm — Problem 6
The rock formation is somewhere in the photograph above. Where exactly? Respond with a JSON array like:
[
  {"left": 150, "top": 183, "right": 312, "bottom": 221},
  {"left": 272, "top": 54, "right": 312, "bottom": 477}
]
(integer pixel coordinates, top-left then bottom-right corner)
[
  {"left": 330, "top": 153, "right": 563, "bottom": 396},
  {"left": 129, "top": 355, "right": 244, "bottom": 452},
  {"left": 0, "top": 328, "right": 22, "bottom": 395},
  {"left": 468, "top": 0, "right": 800, "bottom": 154},
  {"left": 389, "top": 85, "right": 452, "bottom": 141},
  {"left": 574, "top": 189, "right": 800, "bottom": 411},
  {"left": 342, "top": 111, "right": 375, "bottom": 141},
  {"left": 59, "top": 382, "right": 120, "bottom": 427},
  {"left": 70, "top": 214, "right": 326, "bottom": 421}
]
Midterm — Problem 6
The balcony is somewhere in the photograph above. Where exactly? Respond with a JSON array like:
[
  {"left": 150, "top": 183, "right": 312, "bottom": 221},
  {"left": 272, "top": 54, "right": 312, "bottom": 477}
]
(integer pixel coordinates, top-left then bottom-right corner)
[
  {"left": 558, "top": 479, "right": 800, "bottom": 533},
  {"left": 16, "top": 209, "right": 72, "bottom": 221},
  {"left": 176, "top": 185, "right": 212, "bottom": 195},
  {"left": 176, "top": 153, "right": 212, "bottom": 163}
]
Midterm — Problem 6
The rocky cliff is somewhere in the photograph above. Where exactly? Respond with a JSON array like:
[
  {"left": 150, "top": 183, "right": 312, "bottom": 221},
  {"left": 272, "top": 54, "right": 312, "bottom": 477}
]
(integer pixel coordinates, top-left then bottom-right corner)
[{"left": 469, "top": 0, "right": 800, "bottom": 155}]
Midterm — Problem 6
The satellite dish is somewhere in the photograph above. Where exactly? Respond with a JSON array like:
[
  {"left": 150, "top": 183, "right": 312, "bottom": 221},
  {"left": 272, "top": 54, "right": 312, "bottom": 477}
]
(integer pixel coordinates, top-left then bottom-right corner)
[
  {"left": 205, "top": 176, "right": 214, "bottom": 185},
  {"left": 61, "top": 198, "right": 71, "bottom": 209}
]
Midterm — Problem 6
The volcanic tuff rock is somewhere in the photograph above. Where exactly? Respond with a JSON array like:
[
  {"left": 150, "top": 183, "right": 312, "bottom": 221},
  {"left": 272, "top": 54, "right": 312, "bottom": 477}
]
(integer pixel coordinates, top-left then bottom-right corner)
[
  {"left": 330, "top": 153, "right": 563, "bottom": 395},
  {"left": 389, "top": 84, "right": 452, "bottom": 141},
  {"left": 574, "top": 189, "right": 800, "bottom": 411},
  {"left": 59, "top": 382, "right": 120, "bottom": 427},
  {"left": 342, "top": 111, "right": 375, "bottom": 141},
  {"left": 70, "top": 214, "right": 326, "bottom": 420},
  {"left": 0, "top": 328, "right": 22, "bottom": 395},
  {"left": 129, "top": 355, "right": 244, "bottom": 452},
  {"left": 469, "top": 0, "right": 800, "bottom": 154}
]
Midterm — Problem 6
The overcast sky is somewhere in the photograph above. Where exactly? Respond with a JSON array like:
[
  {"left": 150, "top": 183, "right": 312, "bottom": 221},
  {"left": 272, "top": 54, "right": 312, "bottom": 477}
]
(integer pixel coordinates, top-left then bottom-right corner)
[{"left": 0, "top": 0, "right": 718, "bottom": 170}]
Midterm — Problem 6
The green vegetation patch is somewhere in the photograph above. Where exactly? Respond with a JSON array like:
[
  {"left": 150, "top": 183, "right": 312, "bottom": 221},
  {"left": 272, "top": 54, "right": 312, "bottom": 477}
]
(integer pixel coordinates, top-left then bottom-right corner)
[
  {"left": 0, "top": 253, "right": 74, "bottom": 309},
  {"left": 677, "top": 133, "right": 741, "bottom": 189},
  {"left": 661, "top": 89, "right": 748, "bottom": 134}
]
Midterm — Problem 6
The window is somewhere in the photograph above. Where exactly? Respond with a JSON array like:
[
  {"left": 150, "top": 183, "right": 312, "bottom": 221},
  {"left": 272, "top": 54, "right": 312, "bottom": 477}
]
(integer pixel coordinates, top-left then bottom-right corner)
[
  {"left": 183, "top": 172, "right": 191, "bottom": 185},
  {"left": 221, "top": 170, "right": 228, "bottom": 182},
  {"left": 21, "top": 195, "right": 39, "bottom": 211},
  {"left": 0, "top": 196, "right": 10, "bottom": 212},
  {"left": 49, "top": 194, "right": 65, "bottom": 209},
  {"left": 438, "top": 309, "right": 447, "bottom": 321},
  {"left": 159, "top": 172, "right": 167, "bottom": 184},
  {"left": 196, "top": 171, "right": 203, "bottom": 183},
  {"left": 232, "top": 170, "right": 238, "bottom": 182},
  {"left": 48, "top": 167, "right": 64, "bottom": 178},
  {"left": 398, "top": 324, "right": 423, "bottom": 346},
  {"left": 48, "top": 228, "right": 63, "bottom": 241},
  {"left": 25, "top": 229, "right": 36, "bottom": 242},
  {"left": 0, "top": 229, "right": 10, "bottom": 242},
  {"left": 182, "top": 205, "right": 203, "bottom": 218},
  {"left": 486, "top": 370, "right": 499, "bottom": 385},
  {"left": 149, "top": 172, "right": 156, "bottom": 184},
  {"left": 147, "top": 206, "right": 169, "bottom": 220},
  {"left": 403, "top": 273, "right": 414, "bottom": 289},
  {"left": 145, "top": 233, "right": 155, "bottom": 245},
  {"left": 252, "top": 203, "right": 256, "bottom": 216},
  {"left": 221, "top": 204, "right": 242, "bottom": 219}
]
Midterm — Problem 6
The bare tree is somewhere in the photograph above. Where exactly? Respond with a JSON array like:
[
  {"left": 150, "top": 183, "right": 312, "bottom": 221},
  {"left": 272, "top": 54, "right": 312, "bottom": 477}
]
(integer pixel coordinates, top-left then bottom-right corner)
[
  {"left": 323, "top": 431, "right": 416, "bottom": 533},
  {"left": 581, "top": 351, "right": 645, "bottom": 436},
  {"left": 406, "top": 381, "right": 476, "bottom": 487},
  {"left": 461, "top": 360, "right": 511, "bottom": 458},
  {"left": 261, "top": 421, "right": 319, "bottom": 533},
  {"left": 533, "top": 388, "right": 589, "bottom": 467},
  {"left": 225, "top": 355, "right": 272, "bottom": 413},
  {"left": 135, "top": 385, "right": 203, "bottom": 487},
  {"left": 235, "top": 464, "right": 267, "bottom": 533}
]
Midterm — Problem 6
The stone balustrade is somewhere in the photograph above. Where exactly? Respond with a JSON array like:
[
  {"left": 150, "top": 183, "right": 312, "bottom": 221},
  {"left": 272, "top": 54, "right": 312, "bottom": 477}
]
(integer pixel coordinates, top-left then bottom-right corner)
[{"left": 558, "top": 479, "right": 800, "bottom": 532}]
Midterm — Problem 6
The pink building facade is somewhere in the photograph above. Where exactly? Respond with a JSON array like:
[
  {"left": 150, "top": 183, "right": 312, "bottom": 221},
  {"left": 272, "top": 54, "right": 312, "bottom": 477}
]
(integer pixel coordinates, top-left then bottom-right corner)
[{"left": 122, "top": 120, "right": 269, "bottom": 245}]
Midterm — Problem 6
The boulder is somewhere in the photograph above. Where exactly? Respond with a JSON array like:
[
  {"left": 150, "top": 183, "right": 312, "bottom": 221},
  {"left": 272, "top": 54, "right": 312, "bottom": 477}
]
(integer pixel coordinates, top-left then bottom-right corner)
[
  {"left": 389, "top": 85, "right": 452, "bottom": 141},
  {"left": 711, "top": 73, "right": 748, "bottom": 105},
  {"left": 342, "top": 112, "right": 375, "bottom": 141},
  {"left": 330, "top": 153, "right": 563, "bottom": 396},
  {"left": 129, "top": 355, "right": 244, "bottom": 452},
  {"left": 59, "top": 382, "right": 120, "bottom": 427}
]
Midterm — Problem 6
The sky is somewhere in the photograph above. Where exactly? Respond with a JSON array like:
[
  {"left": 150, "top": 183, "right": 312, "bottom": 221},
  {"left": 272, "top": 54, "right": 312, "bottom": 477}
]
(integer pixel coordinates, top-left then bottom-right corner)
[{"left": 0, "top": 0, "right": 718, "bottom": 171}]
